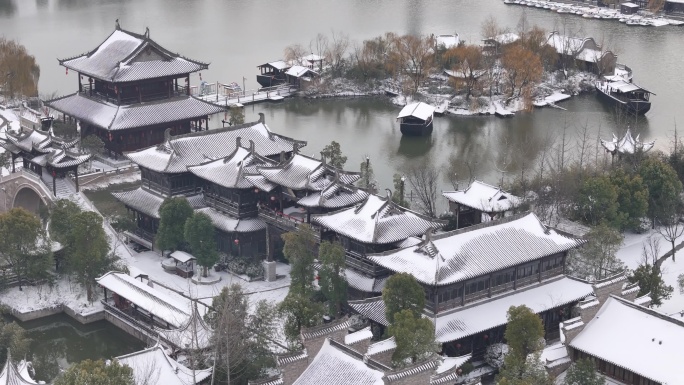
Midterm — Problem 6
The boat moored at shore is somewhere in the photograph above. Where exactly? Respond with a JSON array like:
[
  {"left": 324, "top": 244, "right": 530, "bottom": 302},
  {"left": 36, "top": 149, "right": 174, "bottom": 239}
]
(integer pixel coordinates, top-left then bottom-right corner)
[{"left": 595, "top": 78, "right": 654, "bottom": 115}]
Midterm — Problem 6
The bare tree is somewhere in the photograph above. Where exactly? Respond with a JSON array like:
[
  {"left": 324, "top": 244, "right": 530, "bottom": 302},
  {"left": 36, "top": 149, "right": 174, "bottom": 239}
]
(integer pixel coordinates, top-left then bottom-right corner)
[
  {"left": 391, "top": 34, "right": 435, "bottom": 95},
  {"left": 656, "top": 211, "right": 684, "bottom": 266},
  {"left": 284, "top": 44, "right": 307, "bottom": 65},
  {"left": 325, "top": 30, "right": 350, "bottom": 76},
  {"left": 404, "top": 162, "right": 440, "bottom": 218}
]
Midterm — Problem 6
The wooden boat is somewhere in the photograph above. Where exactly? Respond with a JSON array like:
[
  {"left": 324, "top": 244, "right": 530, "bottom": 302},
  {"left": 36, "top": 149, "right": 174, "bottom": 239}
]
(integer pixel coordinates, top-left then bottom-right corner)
[
  {"left": 595, "top": 79, "right": 654, "bottom": 115},
  {"left": 397, "top": 102, "right": 436, "bottom": 136}
]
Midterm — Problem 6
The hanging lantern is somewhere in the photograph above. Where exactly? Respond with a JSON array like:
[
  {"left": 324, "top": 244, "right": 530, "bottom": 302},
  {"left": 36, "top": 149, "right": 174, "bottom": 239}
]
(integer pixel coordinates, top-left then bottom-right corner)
[
  {"left": 199, "top": 72, "right": 202, "bottom": 81},
  {"left": 456, "top": 343, "right": 461, "bottom": 349},
  {"left": 254, "top": 188, "right": 259, "bottom": 194},
  {"left": 234, "top": 239, "right": 239, "bottom": 245},
  {"left": 457, "top": 368, "right": 462, "bottom": 375},
  {"left": 483, "top": 334, "right": 489, "bottom": 340},
  {"left": 270, "top": 196, "right": 276, "bottom": 201},
  {"left": 66, "top": 68, "right": 68, "bottom": 75},
  {"left": 315, "top": 275, "right": 320, "bottom": 280}
]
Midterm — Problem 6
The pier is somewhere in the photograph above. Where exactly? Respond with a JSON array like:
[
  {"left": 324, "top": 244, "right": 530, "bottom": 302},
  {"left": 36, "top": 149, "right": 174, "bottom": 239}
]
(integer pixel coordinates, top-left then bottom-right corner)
[{"left": 193, "top": 82, "right": 297, "bottom": 107}]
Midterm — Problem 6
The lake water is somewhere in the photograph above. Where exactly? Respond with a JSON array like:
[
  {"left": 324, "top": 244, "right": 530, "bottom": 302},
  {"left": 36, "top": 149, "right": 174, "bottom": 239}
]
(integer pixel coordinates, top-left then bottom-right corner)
[{"left": 8, "top": 313, "right": 145, "bottom": 382}]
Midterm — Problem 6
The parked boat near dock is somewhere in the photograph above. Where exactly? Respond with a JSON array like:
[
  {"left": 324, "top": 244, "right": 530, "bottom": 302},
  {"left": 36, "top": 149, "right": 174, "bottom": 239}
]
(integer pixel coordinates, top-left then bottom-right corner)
[
  {"left": 595, "top": 79, "right": 654, "bottom": 115},
  {"left": 397, "top": 102, "right": 435, "bottom": 136}
]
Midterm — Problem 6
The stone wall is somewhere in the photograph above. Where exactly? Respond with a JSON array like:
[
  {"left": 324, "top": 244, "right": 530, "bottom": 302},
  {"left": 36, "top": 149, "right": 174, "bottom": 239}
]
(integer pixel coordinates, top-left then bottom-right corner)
[{"left": 9, "top": 304, "right": 64, "bottom": 322}]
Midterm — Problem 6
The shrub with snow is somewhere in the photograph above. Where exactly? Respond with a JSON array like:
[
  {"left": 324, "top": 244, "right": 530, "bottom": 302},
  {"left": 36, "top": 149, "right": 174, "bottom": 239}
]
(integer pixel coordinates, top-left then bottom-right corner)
[{"left": 484, "top": 342, "right": 509, "bottom": 369}]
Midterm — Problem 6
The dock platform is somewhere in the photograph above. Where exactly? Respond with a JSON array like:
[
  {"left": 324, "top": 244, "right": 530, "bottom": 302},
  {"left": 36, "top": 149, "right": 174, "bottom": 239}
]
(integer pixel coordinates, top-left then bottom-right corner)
[{"left": 193, "top": 82, "right": 297, "bottom": 107}]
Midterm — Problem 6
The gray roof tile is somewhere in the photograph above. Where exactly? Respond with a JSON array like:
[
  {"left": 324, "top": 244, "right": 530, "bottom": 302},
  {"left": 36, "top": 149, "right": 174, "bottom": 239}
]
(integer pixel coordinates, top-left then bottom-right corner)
[{"left": 187, "top": 144, "right": 278, "bottom": 189}]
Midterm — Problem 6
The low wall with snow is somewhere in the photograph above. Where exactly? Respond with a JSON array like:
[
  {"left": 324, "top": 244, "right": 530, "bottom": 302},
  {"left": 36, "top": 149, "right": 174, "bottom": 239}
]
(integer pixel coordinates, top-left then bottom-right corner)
[
  {"left": 9, "top": 305, "right": 64, "bottom": 322},
  {"left": 63, "top": 305, "right": 105, "bottom": 324}
]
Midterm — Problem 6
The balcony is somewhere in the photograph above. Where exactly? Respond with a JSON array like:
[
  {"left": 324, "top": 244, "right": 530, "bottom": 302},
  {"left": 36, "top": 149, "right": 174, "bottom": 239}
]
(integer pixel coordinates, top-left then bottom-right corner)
[
  {"left": 345, "top": 251, "right": 389, "bottom": 277},
  {"left": 79, "top": 84, "right": 190, "bottom": 105},
  {"left": 204, "top": 193, "right": 257, "bottom": 218},
  {"left": 258, "top": 205, "right": 321, "bottom": 238}
]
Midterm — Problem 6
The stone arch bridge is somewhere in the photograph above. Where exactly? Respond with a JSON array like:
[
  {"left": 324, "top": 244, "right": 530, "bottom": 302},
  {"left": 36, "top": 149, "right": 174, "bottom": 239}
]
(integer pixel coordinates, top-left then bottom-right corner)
[{"left": 0, "top": 170, "right": 54, "bottom": 215}]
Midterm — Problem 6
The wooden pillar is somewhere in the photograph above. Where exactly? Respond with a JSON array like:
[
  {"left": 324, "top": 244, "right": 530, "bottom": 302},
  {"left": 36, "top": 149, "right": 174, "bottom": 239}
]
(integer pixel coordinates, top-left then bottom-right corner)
[
  {"left": 74, "top": 169, "right": 79, "bottom": 192},
  {"left": 455, "top": 203, "right": 460, "bottom": 229},
  {"left": 186, "top": 75, "right": 190, "bottom": 95},
  {"left": 11, "top": 154, "right": 15, "bottom": 173},
  {"left": 52, "top": 173, "right": 56, "bottom": 197},
  {"left": 266, "top": 226, "right": 273, "bottom": 262},
  {"left": 89, "top": 77, "right": 93, "bottom": 96}
]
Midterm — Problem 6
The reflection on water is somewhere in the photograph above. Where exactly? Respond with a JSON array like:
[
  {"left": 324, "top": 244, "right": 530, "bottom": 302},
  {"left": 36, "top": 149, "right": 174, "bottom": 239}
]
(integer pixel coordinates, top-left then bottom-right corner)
[
  {"left": 397, "top": 135, "right": 433, "bottom": 158},
  {"left": 0, "top": 0, "right": 16, "bottom": 17},
  {"left": 16, "top": 314, "right": 145, "bottom": 382}
]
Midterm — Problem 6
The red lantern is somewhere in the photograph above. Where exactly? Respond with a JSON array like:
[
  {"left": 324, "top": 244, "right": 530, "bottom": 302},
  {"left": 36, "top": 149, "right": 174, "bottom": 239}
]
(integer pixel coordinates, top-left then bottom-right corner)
[
  {"left": 270, "top": 196, "right": 276, "bottom": 201},
  {"left": 483, "top": 334, "right": 489, "bottom": 340},
  {"left": 457, "top": 368, "right": 462, "bottom": 374},
  {"left": 199, "top": 72, "right": 202, "bottom": 81},
  {"left": 234, "top": 239, "right": 239, "bottom": 245},
  {"left": 66, "top": 68, "right": 68, "bottom": 75},
  {"left": 254, "top": 188, "right": 259, "bottom": 194},
  {"left": 315, "top": 275, "right": 320, "bottom": 280},
  {"left": 456, "top": 343, "right": 461, "bottom": 349}
]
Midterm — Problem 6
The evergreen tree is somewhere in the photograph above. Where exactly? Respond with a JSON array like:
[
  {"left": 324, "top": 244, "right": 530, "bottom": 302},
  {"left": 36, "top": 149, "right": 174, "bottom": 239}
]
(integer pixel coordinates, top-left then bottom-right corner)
[
  {"left": 80, "top": 135, "right": 105, "bottom": 156},
  {"left": 639, "top": 157, "right": 683, "bottom": 228},
  {"left": 0, "top": 321, "right": 30, "bottom": 364},
  {"left": 564, "top": 358, "right": 606, "bottom": 385},
  {"left": 497, "top": 353, "right": 553, "bottom": 385},
  {"left": 156, "top": 197, "right": 193, "bottom": 252},
  {"left": 320, "top": 141, "right": 347, "bottom": 169},
  {"left": 382, "top": 273, "right": 425, "bottom": 324},
  {"left": 184, "top": 212, "right": 218, "bottom": 277},
  {"left": 392, "top": 174, "right": 410, "bottom": 208},
  {"left": 628, "top": 264, "right": 673, "bottom": 307},
  {"left": 318, "top": 241, "right": 347, "bottom": 316},
  {"left": 53, "top": 359, "right": 134, "bottom": 385},
  {"left": 575, "top": 176, "right": 618, "bottom": 226},
  {"left": 504, "top": 305, "right": 545, "bottom": 359},
  {"left": 388, "top": 309, "right": 437, "bottom": 365},
  {"left": 278, "top": 288, "right": 325, "bottom": 345},
  {"left": 49, "top": 199, "right": 81, "bottom": 245},
  {"left": 0, "top": 208, "right": 52, "bottom": 290},
  {"left": 281, "top": 224, "right": 317, "bottom": 293},
  {"left": 228, "top": 106, "right": 245, "bottom": 126},
  {"left": 65, "top": 211, "right": 115, "bottom": 301},
  {"left": 610, "top": 170, "right": 649, "bottom": 231}
]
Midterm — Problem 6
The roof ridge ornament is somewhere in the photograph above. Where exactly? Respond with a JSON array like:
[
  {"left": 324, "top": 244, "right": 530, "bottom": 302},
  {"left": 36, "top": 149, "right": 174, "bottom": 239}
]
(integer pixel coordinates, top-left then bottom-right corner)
[
  {"left": 258, "top": 112, "right": 265, "bottom": 124},
  {"left": 115, "top": 19, "right": 120, "bottom": 30},
  {"left": 145, "top": 27, "right": 150, "bottom": 39}
]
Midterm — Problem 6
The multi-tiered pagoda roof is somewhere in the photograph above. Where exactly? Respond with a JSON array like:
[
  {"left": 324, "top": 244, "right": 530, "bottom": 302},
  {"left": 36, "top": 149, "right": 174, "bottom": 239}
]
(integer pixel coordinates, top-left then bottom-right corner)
[
  {"left": 442, "top": 180, "right": 522, "bottom": 214},
  {"left": 126, "top": 117, "right": 305, "bottom": 173},
  {"left": 600, "top": 128, "right": 655, "bottom": 155},
  {"left": 312, "top": 193, "right": 444, "bottom": 244},
  {"left": 58, "top": 27, "right": 208, "bottom": 83},
  {"left": 0, "top": 127, "right": 91, "bottom": 169},
  {"left": 255, "top": 152, "right": 360, "bottom": 191}
]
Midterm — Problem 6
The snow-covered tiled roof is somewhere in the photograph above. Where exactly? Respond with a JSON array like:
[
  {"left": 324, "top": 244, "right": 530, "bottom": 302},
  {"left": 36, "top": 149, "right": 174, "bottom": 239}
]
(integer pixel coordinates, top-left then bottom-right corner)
[
  {"left": 434, "top": 355, "right": 471, "bottom": 375},
  {"left": 349, "top": 297, "right": 389, "bottom": 326},
  {"left": 126, "top": 119, "right": 304, "bottom": 173},
  {"left": 303, "top": 54, "right": 324, "bottom": 62},
  {"left": 345, "top": 326, "right": 373, "bottom": 345},
  {"left": 312, "top": 194, "right": 444, "bottom": 244},
  {"left": 292, "top": 339, "right": 385, "bottom": 385},
  {"left": 600, "top": 129, "right": 655, "bottom": 155},
  {"left": 369, "top": 213, "right": 583, "bottom": 286},
  {"left": 397, "top": 102, "right": 435, "bottom": 121},
  {"left": 112, "top": 187, "right": 165, "bottom": 218},
  {"left": 116, "top": 344, "right": 212, "bottom": 385},
  {"left": 59, "top": 28, "right": 207, "bottom": 82},
  {"left": 158, "top": 304, "right": 213, "bottom": 350},
  {"left": 570, "top": 296, "right": 684, "bottom": 385},
  {"left": 0, "top": 351, "right": 39, "bottom": 385},
  {"left": 286, "top": 65, "right": 318, "bottom": 78},
  {"left": 169, "top": 250, "right": 195, "bottom": 263},
  {"left": 196, "top": 207, "right": 267, "bottom": 233},
  {"left": 96, "top": 271, "right": 190, "bottom": 328},
  {"left": 345, "top": 268, "right": 387, "bottom": 293},
  {"left": 256, "top": 152, "right": 360, "bottom": 191},
  {"left": 187, "top": 142, "right": 278, "bottom": 189},
  {"left": 302, "top": 319, "right": 352, "bottom": 341},
  {"left": 45, "top": 93, "right": 225, "bottom": 131},
  {"left": 434, "top": 276, "right": 593, "bottom": 343},
  {"left": 547, "top": 32, "right": 586, "bottom": 55},
  {"left": 258, "top": 60, "right": 290, "bottom": 70},
  {"left": 366, "top": 336, "right": 396, "bottom": 356},
  {"left": 297, "top": 179, "right": 369, "bottom": 208},
  {"left": 384, "top": 360, "right": 438, "bottom": 382},
  {"left": 442, "top": 180, "right": 522, "bottom": 213}
]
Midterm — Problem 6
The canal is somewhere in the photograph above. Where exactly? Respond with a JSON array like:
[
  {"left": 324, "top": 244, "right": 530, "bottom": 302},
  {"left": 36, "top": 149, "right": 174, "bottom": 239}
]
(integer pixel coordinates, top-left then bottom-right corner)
[{"left": 6, "top": 313, "right": 145, "bottom": 382}]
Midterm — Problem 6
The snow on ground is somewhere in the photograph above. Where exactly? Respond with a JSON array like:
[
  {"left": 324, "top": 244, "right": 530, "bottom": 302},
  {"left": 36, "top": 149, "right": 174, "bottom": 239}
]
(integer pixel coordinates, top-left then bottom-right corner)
[
  {"left": 616, "top": 229, "right": 684, "bottom": 317},
  {"left": 81, "top": 170, "right": 141, "bottom": 191},
  {"left": 0, "top": 276, "right": 103, "bottom": 316}
]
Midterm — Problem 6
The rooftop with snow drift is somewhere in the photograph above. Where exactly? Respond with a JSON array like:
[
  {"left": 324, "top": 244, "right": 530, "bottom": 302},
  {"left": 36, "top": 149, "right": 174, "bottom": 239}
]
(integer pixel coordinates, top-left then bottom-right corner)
[
  {"left": 111, "top": 189, "right": 205, "bottom": 218},
  {"left": 116, "top": 343, "right": 212, "bottom": 385},
  {"left": 442, "top": 180, "right": 522, "bottom": 213},
  {"left": 368, "top": 212, "right": 583, "bottom": 286},
  {"left": 601, "top": 128, "right": 655, "bottom": 155},
  {"left": 312, "top": 193, "right": 445, "bottom": 244},
  {"left": 0, "top": 350, "right": 39, "bottom": 385},
  {"left": 0, "top": 127, "right": 91, "bottom": 169},
  {"left": 546, "top": 31, "right": 613, "bottom": 64},
  {"left": 186, "top": 139, "right": 278, "bottom": 190},
  {"left": 125, "top": 115, "right": 305, "bottom": 173},
  {"left": 569, "top": 296, "right": 684, "bottom": 385},
  {"left": 96, "top": 271, "right": 191, "bottom": 328},
  {"left": 397, "top": 102, "right": 435, "bottom": 121},
  {"left": 45, "top": 93, "right": 226, "bottom": 131},
  {"left": 59, "top": 26, "right": 208, "bottom": 83},
  {"left": 255, "top": 151, "right": 360, "bottom": 191}
]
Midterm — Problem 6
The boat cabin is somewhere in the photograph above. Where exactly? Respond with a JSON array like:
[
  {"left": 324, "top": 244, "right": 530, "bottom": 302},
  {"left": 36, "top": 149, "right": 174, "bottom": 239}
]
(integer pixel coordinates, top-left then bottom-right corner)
[
  {"left": 257, "top": 60, "right": 290, "bottom": 88},
  {"left": 396, "top": 102, "right": 435, "bottom": 136},
  {"left": 596, "top": 79, "right": 654, "bottom": 115},
  {"left": 621, "top": 2, "right": 640, "bottom": 14}
]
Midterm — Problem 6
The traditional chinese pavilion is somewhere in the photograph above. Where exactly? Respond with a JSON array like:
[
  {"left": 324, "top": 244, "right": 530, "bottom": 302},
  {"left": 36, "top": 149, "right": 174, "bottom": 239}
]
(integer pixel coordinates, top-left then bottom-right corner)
[
  {"left": 600, "top": 128, "right": 655, "bottom": 158},
  {"left": 0, "top": 126, "right": 92, "bottom": 195},
  {"left": 442, "top": 180, "right": 522, "bottom": 229},
  {"left": 115, "top": 115, "right": 304, "bottom": 254},
  {"left": 45, "top": 22, "right": 226, "bottom": 158},
  {"left": 350, "top": 212, "right": 600, "bottom": 358}
]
